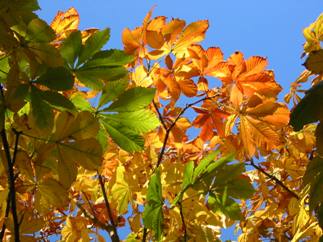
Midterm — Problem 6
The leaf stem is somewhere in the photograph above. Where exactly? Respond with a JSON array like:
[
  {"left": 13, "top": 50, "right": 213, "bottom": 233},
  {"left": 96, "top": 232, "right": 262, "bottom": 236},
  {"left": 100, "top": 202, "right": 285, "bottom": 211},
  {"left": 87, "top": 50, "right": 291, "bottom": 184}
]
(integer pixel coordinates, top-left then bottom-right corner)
[
  {"left": 248, "top": 159, "right": 299, "bottom": 199},
  {"left": 98, "top": 174, "right": 120, "bottom": 242}
]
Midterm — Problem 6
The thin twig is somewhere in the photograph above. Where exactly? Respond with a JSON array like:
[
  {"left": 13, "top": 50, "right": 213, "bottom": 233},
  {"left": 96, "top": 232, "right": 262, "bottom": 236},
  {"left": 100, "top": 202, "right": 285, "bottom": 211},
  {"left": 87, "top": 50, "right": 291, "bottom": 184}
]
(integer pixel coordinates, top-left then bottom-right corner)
[
  {"left": 155, "top": 94, "right": 219, "bottom": 169},
  {"left": 76, "top": 202, "right": 114, "bottom": 233},
  {"left": 248, "top": 159, "right": 299, "bottom": 199},
  {"left": 82, "top": 192, "right": 96, "bottom": 217},
  {"left": 178, "top": 202, "right": 188, "bottom": 241},
  {"left": 153, "top": 101, "right": 167, "bottom": 130},
  {"left": 98, "top": 174, "right": 120, "bottom": 242}
]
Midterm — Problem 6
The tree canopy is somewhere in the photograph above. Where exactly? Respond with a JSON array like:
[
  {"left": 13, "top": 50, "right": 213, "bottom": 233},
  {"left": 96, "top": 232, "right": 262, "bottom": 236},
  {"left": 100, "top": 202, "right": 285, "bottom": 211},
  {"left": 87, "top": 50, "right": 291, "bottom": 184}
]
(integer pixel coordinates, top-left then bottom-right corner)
[{"left": 0, "top": 1, "right": 322, "bottom": 241}]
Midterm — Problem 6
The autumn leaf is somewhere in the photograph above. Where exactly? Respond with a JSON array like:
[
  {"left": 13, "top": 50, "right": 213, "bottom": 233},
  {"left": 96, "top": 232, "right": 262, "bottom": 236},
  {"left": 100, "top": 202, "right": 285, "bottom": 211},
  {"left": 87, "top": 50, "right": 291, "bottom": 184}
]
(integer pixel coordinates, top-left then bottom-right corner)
[
  {"left": 50, "top": 7, "right": 80, "bottom": 42},
  {"left": 111, "top": 166, "right": 131, "bottom": 214}
]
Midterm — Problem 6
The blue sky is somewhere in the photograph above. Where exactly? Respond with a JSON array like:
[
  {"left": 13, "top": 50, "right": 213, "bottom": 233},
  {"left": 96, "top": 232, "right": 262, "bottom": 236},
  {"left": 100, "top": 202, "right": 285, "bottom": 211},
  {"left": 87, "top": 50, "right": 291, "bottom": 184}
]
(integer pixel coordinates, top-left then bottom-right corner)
[{"left": 37, "top": 0, "right": 322, "bottom": 241}]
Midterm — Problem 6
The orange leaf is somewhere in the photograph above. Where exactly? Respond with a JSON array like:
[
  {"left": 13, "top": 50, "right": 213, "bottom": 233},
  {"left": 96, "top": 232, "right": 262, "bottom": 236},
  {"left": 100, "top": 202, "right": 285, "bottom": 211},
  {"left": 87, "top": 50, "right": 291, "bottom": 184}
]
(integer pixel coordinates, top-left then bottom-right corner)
[
  {"left": 172, "top": 20, "right": 209, "bottom": 57},
  {"left": 50, "top": 8, "right": 79, "bottom": 41}
]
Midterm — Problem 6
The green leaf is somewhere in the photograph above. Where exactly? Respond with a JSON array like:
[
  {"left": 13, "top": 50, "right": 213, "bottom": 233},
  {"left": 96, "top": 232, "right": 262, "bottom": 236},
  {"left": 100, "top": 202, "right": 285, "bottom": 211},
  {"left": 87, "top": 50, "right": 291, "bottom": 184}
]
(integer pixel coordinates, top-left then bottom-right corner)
[
  {"left": 78, "top": 28, "right": 110, "bottom": 65},
  {"left": 214, "top": 163, "right": 245, "bottom": 184},
  {"left": 96, "top": 124, "right": 108, "bottom": 150},
  {"left": 101, "top": 120, "right": 144, "bottom": 152},
  {"left": 0, "top": 56, "right": 9, "bottom": 82},
  {"left": 30, "top": 87, "right": 53, "bottom": 129},
  {"left": 216, "top": 176, "right": 255, "bottom": 199},
  {"left": 102, "top": 109, "right": 159, "bottom": 134},
  {"left": 70, "top": 93, "right": 92, "bottom": 111},
  {"left": 26, "top": 18, "right": 55, "bottom": 42},
  {"left": 28, "top": 42, "right": 64, "bottom": 67},
  {"left": 304, "top": 49, "right": 323, "bottom": 74},
  {"left": 290, "top": 82, "right": 323, "bottom": 131},
  {"left": 182, "top": 161, "right": 194, "bottom": 189},
  {"left": 172, "top": 161, "right": 194, "bottom": 206},
  {"left": 208, "top": 193, "right": 242, "bottom": 220},
  {"left": 36, "top": 67, "right": 74, "bottom": 91},
  {"left": 193, "top": 151, "right": 233, "bottom": 182},
  {"left": 143, "top": 169, "right": 163, "bottom": 241},
  {"left": 303, "top": 156, "right": 323, "bottom": 210},
  {"left": 75, "top": 66, "right": 127, "bottom": 90},
  {"left": 40, "top": 90, "right": 75, "bottom": 111},
  {"left": 81, "top": 49, "right": 134, "bottom": 69},
  {"left": 105, "top": 87, "right": 155, "bottom": 112},
  {"left": 98, "top": 78, "right": 128, "bottom": 108},
  {"left": 59, "top": 31, "right": 82, "bottom": 67}
]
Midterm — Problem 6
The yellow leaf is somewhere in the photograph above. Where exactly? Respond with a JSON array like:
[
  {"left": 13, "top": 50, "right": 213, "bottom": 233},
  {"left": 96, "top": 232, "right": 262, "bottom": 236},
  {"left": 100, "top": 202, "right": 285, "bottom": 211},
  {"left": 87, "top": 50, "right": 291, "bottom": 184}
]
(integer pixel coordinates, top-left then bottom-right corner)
[
  {"left": 240, "top": 116, "right": 281, "bottom": 157},
  {"left": 61, "top": 216, "right": 90, "bottom": 242},
  {"left": 111, "top": 166, "right": 131, "bottom": 214},
  {"left": 50, "top": 8, "right": 80, "bottom": 42},
  {"left": 35, "top": 178, "right": 68, "bottom": 212}
]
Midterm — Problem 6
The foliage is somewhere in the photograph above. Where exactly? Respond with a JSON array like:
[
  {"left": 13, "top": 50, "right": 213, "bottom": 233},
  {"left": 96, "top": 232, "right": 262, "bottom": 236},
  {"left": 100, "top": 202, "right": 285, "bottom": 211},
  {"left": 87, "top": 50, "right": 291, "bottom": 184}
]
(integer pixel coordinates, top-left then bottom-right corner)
[{"left": 0, "top": 1, "right": 322, "bottom": 241}]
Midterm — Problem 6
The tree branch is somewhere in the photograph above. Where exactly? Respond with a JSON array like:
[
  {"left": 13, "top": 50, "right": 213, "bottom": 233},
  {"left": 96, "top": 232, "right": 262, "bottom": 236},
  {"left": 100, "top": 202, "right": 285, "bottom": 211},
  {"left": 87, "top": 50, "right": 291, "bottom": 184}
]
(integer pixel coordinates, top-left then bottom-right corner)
[
  {"left": 248, "top": 159, "right": 299, "bottom": 199},
  {"left": 142, "top": 227, "right": 148, "bottom": 242},
  {"left": 0, "top": 84, "right": 20, "bottom": 242},
  {"left": 0, "top": 131, "right": 20, "bottom": 240},
  {"left": 1, "top": 130, "right": 20, "bottom": 242},
  {"left": 98, "top": 174, "right": 120, "bottom": 242},
  {"left": 153, "top": 101, "right": 167, "bottom": 130}
]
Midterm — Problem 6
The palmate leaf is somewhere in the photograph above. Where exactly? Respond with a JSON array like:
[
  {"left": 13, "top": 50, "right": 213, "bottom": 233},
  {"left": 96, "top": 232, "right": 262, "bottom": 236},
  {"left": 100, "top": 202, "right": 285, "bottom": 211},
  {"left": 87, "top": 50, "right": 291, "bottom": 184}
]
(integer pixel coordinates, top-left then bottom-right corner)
[
  {"left": 99, "top": 87, "right": 158, "bottom": 152},
  {"left": 143, "top": 169, "right": 163, "bottom": 241},
  {"left": 172, "top": 152, "right": 234, "bottom": 206},
  {"left": 173, "top": 153, "right": 254, "bottom": 215},
  {"left": 52, "top": 111, "right": 102, "bottom": 173}
]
